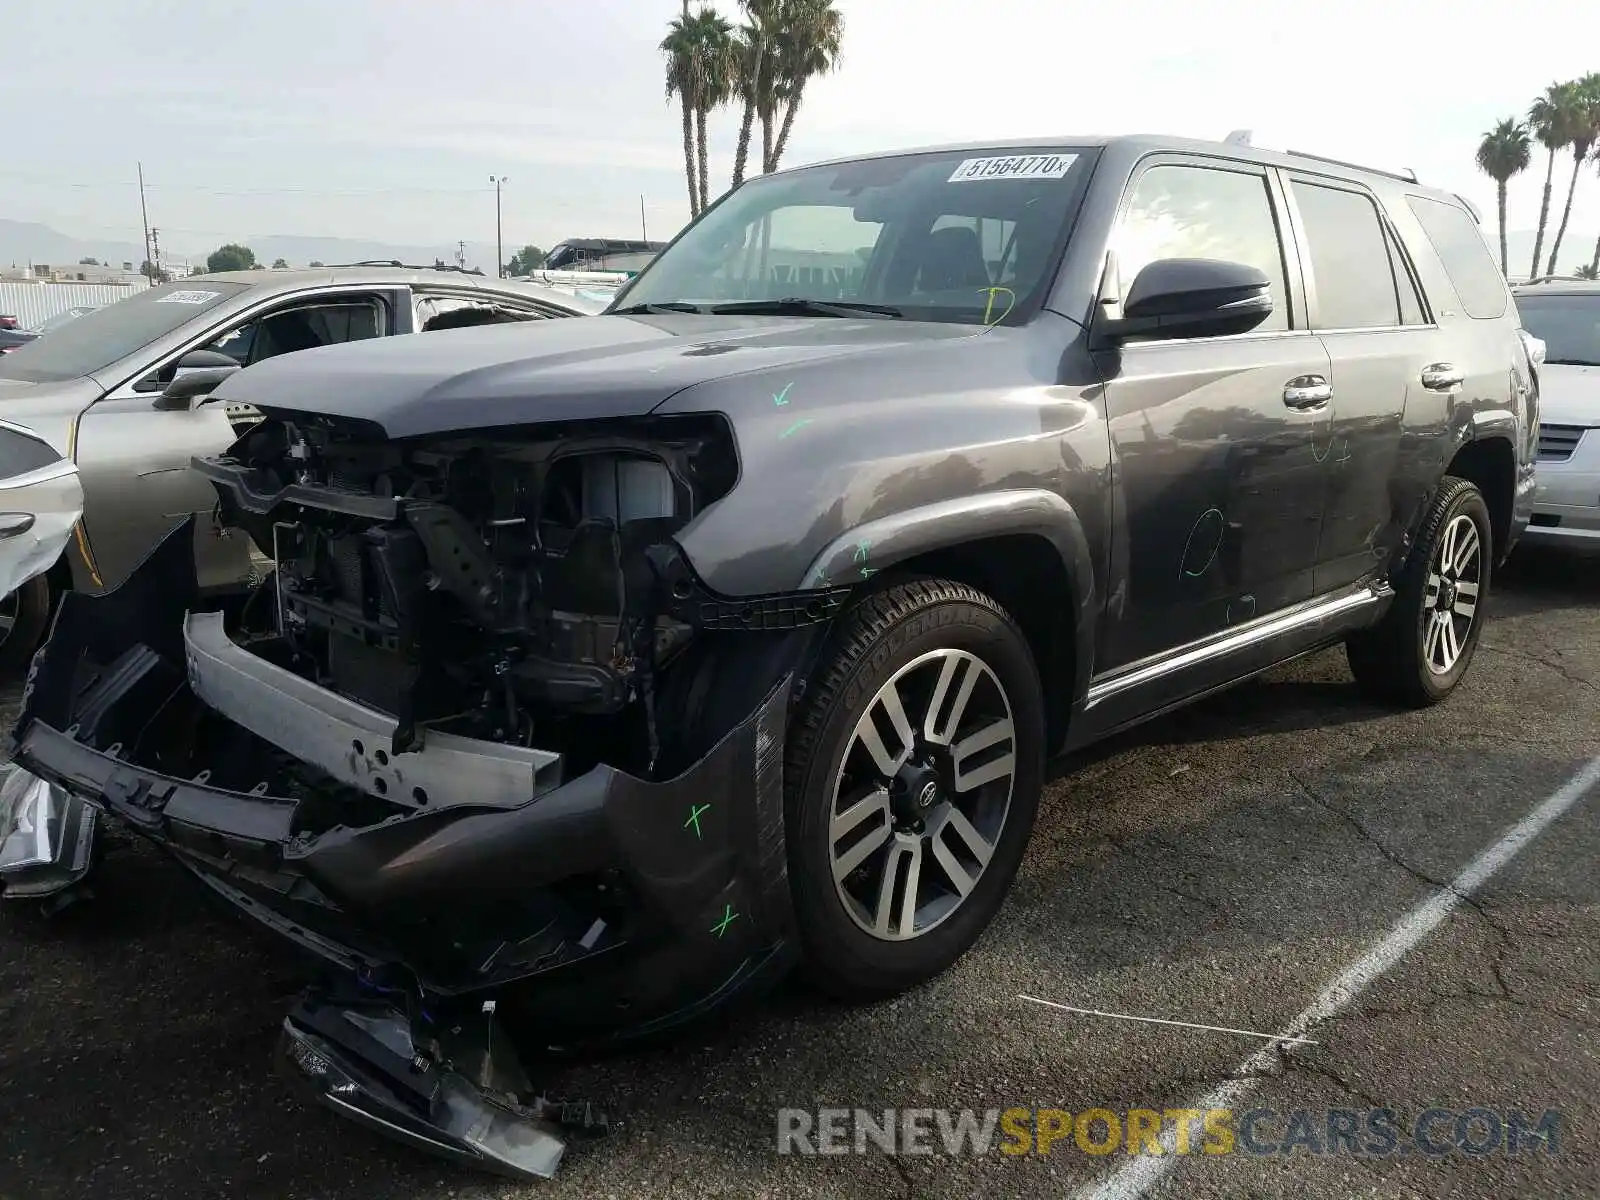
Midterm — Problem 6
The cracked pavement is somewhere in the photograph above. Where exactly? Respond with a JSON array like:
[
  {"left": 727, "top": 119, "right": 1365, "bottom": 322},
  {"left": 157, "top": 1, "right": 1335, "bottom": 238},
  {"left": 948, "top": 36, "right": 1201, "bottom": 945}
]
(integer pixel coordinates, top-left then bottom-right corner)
[{"left": 1, "top": 546, "right": 1596, "bottom": 1199}]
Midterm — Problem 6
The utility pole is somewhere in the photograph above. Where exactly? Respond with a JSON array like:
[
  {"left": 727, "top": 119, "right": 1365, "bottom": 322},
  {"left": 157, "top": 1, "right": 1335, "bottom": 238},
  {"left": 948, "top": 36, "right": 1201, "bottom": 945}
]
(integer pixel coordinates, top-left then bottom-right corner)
[
  {"left": 488, "top": 175, "right": 508, "bottom": 277},
  {"left": 149, "top": 227, "right": 163, "bottom": 280},
  {"left": 456, "top": 240, "right": 466, "bottom": 270},
  {"left": 641, "top": 194, "right": 648, "bottom": 242},
  {"left": 137, "top": 162, "right": 154, "bottom": 280}
]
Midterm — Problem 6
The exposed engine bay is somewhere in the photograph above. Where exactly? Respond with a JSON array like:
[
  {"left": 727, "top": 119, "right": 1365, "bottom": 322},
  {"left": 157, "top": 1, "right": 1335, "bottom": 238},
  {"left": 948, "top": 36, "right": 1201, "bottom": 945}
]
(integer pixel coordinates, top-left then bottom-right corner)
[{"left": 197, "top": 411, "right": 838, "bottom": 783}]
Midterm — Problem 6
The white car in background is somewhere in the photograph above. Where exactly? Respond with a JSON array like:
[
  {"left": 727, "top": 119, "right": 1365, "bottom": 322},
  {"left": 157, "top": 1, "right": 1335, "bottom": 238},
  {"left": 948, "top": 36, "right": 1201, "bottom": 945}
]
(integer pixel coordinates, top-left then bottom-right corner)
[
  {"left": 1513, "top": 281, "right": 1600, "bottom": 547},
  {"left": 0, "top": 420, "right": 87, "bottom": 904}
]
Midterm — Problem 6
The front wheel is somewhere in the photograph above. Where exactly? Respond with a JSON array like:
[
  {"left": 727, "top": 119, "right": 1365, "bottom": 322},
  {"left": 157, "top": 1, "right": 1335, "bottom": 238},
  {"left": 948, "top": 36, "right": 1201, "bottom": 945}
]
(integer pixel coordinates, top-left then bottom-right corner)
[
  {"left": 1347, "top": 476, "right": 1491, "bottom": 707},
  {"left": 784, "top": 579, "right": 1045, "bottom": 1001},
  {"left": 0, "top": 574, "right": 54, "bottom": 676}
]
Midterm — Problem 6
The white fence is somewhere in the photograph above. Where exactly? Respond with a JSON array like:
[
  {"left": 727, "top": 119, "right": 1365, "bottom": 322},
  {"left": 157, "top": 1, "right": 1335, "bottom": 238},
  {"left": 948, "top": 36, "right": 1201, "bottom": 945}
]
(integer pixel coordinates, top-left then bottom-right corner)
[{"left": 0, "top": 280, "right": 151, "bottom": 330}]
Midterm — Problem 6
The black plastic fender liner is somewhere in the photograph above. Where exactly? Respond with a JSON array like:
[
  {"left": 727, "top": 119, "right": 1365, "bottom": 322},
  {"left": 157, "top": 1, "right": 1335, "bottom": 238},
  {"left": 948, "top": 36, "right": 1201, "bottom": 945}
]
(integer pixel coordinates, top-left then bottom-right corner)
[{"left": 11, "top": 513, "right": 200, "bottom": 748}]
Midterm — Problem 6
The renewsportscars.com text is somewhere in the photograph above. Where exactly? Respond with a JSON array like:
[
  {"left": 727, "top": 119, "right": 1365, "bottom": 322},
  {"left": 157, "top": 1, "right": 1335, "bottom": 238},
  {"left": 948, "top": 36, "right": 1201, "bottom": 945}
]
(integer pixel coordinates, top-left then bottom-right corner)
[{"left": 776, "top": 1106, "right": 1563, "bottom": 1158}]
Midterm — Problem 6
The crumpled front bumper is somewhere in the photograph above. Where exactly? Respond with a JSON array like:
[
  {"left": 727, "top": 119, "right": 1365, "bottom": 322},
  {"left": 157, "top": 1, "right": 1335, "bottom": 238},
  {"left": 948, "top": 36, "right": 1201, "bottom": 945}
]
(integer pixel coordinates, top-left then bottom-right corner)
[{"left": 7, "top": 518, "right": 801, "bottom": 1177}]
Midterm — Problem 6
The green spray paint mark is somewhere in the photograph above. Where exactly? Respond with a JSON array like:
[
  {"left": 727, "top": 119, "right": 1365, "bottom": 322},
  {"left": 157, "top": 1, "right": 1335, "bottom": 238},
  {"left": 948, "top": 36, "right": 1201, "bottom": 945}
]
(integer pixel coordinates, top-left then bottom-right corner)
[
  {"left": 711, "top": 904, "right": 740, "bottom": 937},
  {"left": 684, "top": 802, "right": 711, "bottom": 838},
  {"left": 773, "top": 382, "right": 794, "bottom": 406},
  {"left": 779, "top": 418, "right": 813, "bottom": 439},
  {"left": 852, "top": 539, "right": 871, "bottom": 564},
  {"left": 859, "top": 567, "right": 878, "bottom": 579}
]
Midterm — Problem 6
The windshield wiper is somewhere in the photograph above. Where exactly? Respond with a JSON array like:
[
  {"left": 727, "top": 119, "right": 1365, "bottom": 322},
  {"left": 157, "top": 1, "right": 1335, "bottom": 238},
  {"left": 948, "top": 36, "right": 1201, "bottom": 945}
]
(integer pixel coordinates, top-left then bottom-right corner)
[
  {"left": 610, "top": 301, "right": 707, "bottom": 315},
  {"left": 708, "top": 297, "right": 903, "bottom": 319}
]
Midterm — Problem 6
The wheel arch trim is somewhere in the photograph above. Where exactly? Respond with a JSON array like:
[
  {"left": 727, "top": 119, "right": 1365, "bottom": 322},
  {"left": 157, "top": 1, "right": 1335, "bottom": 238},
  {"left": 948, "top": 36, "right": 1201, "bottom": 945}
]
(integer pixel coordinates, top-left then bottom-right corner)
[{"left": 797, "top": 489, "right": 1097, "bottom": 705}]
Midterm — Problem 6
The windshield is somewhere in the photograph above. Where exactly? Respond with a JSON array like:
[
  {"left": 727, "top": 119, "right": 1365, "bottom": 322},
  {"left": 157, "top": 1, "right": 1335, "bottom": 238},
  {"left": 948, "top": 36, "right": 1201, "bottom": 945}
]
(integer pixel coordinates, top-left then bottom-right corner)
[
  {"left": 0, "top": 282, "right": 248, "bottom": 383},
  {"left": 1515, "top": 293, "right": 1600, "bottom": 366},
  {"left": 615, "top": 147, "right": 1094, "bottom": 325}
]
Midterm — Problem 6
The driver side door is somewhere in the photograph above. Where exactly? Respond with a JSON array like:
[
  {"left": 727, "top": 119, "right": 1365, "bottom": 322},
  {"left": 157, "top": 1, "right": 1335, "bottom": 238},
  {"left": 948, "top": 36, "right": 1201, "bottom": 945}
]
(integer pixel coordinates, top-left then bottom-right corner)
[{"left": 74, "top": 289, "right": 395, "bottom": 592}]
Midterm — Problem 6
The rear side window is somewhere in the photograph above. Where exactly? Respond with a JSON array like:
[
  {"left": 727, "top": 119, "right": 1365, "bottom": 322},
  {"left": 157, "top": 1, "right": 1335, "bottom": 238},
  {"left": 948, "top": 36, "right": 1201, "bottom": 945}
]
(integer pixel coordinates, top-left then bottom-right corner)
[
  {"left": 1405, "top": 195, "right": 1508, "bottom": 319},
  {"left": 1115, "top": 164, "right": 1290, "bottom": 331},
  {"left": 0, "top": 422, "right": 64, "bottom": 479},
  {"left": 1291, "top": 180, "right": 1402, "bottom": 329}
]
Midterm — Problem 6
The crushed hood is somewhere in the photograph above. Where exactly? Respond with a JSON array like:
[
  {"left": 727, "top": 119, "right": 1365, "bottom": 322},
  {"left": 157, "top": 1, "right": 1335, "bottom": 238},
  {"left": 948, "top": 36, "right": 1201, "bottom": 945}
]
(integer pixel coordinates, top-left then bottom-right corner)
[
  {"left": 211, "top": 312, "right": 982, "bottom": 438},
  {"left": 1538, "top": 363, "right": 1600, "bottom": 427}
]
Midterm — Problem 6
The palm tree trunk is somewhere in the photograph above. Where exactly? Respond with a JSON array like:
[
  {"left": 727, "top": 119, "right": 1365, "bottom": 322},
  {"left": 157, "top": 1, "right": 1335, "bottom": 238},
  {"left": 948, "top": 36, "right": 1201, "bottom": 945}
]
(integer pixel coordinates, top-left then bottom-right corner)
[
  {"left": 761, "top": 109, "right": 774, "bottom": 175},
  {"left": 1530, "top": 150, "right": 1556, "bottom": 280},
  {"left": 696, "top": 106, "right": 711, "bottom": 214},
  {"left": 732, "top": 100, "right": 755, "bottom": 187},
  {"left": 1497, "top": 180, "right": 1509, "bottom": 275},
  {"left": 770, "top": 86, "right": 805, "bottom": 173},
  {"left": 1590, "top": 231, "right": 1600, "bottom": 276},
  {"left": 1545, "top": 150, "right": 1584, "bottom": 277},
  {"left": 680, "top": 98, "right": 698, "bottom": 218}
]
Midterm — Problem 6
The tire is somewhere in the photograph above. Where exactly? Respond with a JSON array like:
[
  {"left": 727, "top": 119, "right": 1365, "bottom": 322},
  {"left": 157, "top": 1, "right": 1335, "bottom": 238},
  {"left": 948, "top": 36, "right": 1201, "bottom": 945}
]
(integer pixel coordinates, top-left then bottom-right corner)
[
  {"left": 1346, "top": 476, "right": 1490, "bottom": 707},
  {"left": 784, "top": 578, "right": 1045, "bottom": 1001},
  {"left": 0, "top": 573, "right": 54, "bottom": 677}
]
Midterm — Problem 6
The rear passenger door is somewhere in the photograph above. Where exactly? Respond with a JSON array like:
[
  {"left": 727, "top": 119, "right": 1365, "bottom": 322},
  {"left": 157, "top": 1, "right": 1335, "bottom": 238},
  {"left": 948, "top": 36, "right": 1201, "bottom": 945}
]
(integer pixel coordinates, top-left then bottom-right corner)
[
  {"left": 1281, "top": 173, "right": 1451, "bottom": 594},
  {"left": 1097, "top": 156, "right": 1332, "bottom": 670}
]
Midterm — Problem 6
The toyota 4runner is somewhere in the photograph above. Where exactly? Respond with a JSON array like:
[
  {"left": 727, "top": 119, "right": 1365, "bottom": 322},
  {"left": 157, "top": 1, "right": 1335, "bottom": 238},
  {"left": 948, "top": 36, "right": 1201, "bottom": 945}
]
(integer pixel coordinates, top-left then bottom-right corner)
[{"left": 7, "top": 134, "right": 1536, "bottom": 1179}]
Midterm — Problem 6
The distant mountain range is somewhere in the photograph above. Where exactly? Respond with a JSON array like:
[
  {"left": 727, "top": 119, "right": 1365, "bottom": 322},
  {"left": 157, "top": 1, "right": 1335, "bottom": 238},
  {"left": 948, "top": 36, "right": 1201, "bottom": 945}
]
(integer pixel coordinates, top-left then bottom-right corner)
[
  {"left": 0, "top": 219, "right": 505, "bottom": 274},
  {"left": 3, "top": 217, "right": 1597, "bottom": 280}
]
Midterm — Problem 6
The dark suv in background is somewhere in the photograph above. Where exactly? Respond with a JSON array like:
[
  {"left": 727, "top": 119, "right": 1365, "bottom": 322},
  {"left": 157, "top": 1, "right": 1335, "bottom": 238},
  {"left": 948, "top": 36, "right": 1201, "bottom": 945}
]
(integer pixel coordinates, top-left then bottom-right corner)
[{"left": 10, "top": 134, "right": 1535, "bottom": 1179}]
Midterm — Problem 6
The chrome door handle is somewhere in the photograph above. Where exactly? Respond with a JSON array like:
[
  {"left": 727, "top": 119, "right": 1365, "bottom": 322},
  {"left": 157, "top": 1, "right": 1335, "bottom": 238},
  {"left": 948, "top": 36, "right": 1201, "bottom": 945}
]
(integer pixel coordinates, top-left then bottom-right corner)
[
  {"left": 1283, "top": 375, "right": 1332, "bottom": 409},
  {"left": 1420, "top": 363, "right": 1464, "bottom": 391}
]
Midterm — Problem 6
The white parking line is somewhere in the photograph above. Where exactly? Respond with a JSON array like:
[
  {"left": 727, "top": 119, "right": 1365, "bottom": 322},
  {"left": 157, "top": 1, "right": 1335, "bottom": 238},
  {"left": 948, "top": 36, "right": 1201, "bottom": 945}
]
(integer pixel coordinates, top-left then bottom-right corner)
[
  {"left": 1071, "top": 753, "right": 1600, "bottom": 1200},
  {"left": 1016, "top": 996, "right": 1319, "bottom": 1046}
]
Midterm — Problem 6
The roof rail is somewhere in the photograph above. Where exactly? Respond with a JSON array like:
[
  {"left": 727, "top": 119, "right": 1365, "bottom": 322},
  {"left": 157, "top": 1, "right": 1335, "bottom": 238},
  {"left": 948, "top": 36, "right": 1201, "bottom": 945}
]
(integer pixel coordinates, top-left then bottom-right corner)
[
  {"left": 326, "top": 259, "right": 486, "bottom": 276},
  {"left": 1282, "top": 148, "right": 1418, "bottom": 184}
]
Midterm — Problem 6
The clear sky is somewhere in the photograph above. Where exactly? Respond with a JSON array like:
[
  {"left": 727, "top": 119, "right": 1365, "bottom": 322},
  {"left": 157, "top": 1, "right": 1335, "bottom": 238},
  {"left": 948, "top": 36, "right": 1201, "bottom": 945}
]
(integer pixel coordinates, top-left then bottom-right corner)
[{"left": 3, "top": 0, "right": 1599, "bottom": 258}]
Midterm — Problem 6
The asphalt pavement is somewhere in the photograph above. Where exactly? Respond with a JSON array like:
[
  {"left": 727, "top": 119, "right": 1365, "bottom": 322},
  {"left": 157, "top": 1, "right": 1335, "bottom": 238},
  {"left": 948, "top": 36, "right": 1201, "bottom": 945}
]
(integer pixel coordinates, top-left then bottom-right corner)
[{"left": 1, "top": 546, "right": 1595, "bottom": 1200}]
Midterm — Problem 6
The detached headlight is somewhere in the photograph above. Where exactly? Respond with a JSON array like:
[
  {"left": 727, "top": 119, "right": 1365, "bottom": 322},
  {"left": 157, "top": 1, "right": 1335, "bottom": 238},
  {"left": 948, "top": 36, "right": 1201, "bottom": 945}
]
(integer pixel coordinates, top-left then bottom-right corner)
[{"left": 0, "top": 765, "right": 98, "bottom": 898}]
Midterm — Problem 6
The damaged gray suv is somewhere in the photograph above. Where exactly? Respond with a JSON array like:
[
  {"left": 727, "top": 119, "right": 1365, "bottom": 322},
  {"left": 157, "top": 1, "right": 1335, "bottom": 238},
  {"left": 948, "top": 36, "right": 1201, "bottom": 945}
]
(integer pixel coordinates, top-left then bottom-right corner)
[{"left": 6, "top": 135, "right": 1536, "bottom": 1179}]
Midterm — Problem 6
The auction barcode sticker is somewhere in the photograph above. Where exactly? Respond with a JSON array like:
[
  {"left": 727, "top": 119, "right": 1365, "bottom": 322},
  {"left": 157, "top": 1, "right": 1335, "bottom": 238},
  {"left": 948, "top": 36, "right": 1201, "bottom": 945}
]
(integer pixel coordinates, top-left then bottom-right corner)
[
  {"left": 948, "top": 154, "right": 1077, "bottom": 183},
  {"left": 155, "top": 289, "right": 222, "bottom": 305}
]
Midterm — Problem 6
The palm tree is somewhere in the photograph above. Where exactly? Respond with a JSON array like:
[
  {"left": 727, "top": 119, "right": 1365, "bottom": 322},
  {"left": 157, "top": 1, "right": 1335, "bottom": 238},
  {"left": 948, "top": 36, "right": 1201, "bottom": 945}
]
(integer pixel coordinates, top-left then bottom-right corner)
[
  {"left": 1475, "top": 118, "right": 1531, "bottom": 275},
  {"left": 690, "top": 8, "right": 736, "bottom": 213},
  {"left": 1544, "top": 74, "right": 1600, "bottom": 277},
  {"left": 1589, "top": 149, "right": 1600, "bottom": 277},
  {"left": 662, "top": 2, "right": 701, "bottom": 217},
  {"left": 1527, "top": 81, "right": 1582, "bottom": 280},
  {"left": 766, "top": 0, "right": 844, "bottom": 173},
  {"left": 731, "top": 0, "right": 780, "bottom": 188}
]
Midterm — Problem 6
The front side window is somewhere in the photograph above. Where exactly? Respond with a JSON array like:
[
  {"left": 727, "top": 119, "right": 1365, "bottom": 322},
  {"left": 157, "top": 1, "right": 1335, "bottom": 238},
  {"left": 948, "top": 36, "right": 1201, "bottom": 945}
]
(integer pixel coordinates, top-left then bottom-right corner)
[
  {"left": 617, "top": 147, "right": 1093, "bottom": 325},
  {"left": 1292, "top": 180, "right": 1402, "bottom": 329},
  {"left": 208, "top": 298, "right": 385, "bottom": 368},
  {"left": 1114, "top": 164, "right": 1290, "bottom": 332},
  {"left": 1514, "top": 294, "right": 1600, "bottom": 366}
]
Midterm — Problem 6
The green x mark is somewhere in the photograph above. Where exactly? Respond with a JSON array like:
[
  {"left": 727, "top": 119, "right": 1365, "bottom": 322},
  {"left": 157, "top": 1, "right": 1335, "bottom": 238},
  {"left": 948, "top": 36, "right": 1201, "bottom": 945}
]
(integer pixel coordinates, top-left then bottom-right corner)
[
  {"left": 684, "top": 802, "right": 711, "bottom": 838},
  {"left": 711, "top": 904, "right": 740, "bottom": 937}
]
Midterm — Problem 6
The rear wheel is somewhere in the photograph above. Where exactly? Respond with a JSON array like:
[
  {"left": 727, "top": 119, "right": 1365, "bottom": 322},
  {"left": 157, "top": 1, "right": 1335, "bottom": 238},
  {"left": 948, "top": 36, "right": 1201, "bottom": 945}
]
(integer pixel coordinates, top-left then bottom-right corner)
[
  {"left": 0, "top": 574, "right": 54, "bottom": 676},
  {"left": 1346, "top": 476, "right": 1490, "bottom": 706},
  {"left": 784, "top": 579, "right": 1044, "bottom": 1000}
]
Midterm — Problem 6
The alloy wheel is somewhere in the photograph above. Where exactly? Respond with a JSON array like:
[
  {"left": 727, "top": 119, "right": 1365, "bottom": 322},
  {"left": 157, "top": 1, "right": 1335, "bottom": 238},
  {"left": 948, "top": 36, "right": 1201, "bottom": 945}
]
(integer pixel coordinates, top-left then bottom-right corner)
[
  {"left": 827, "top": 648, "right": 1017, "bottom": 941},
  {"left": 1422, "top": 513, "right": 1481, "bottom": 675}
]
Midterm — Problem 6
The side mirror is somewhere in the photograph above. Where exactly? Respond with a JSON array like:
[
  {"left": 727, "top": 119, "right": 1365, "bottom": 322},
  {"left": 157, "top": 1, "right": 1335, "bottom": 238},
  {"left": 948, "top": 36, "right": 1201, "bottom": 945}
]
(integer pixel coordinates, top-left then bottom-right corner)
[
  {"left": 150, "top": 350, "right": 241, "bottom": 409},
  {"left": 1101, "top": 258, "right": 1273, "bottom": 342}
]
